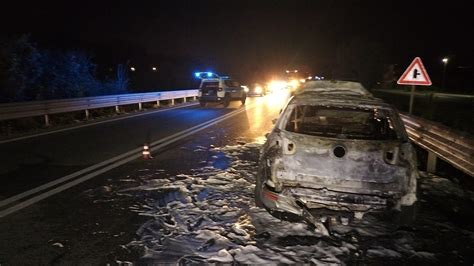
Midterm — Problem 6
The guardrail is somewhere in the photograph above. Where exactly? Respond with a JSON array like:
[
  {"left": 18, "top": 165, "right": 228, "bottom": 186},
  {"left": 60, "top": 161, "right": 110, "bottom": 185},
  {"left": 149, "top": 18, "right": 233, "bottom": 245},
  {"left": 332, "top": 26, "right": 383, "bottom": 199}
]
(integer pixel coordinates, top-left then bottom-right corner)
[
  {"left": 0, "top": 89, "right": 199, "bottom": 126},
  {"left": 401, "top": 114, "right": 474, "bottom": 177},
  {"left": 373, "top": 89, "right": 474, "bottom": 102}
]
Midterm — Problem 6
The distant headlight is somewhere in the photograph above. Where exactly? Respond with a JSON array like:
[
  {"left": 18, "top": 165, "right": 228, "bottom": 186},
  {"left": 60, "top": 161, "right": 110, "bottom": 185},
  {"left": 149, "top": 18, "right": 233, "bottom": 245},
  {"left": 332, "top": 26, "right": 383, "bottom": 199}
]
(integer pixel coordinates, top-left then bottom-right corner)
[
  {"left": 289, "top": 79, "right": 299, "bottom": 89},
  {"left": 255, "top": 86, "right": 263, "bottom": 94},
  {"left": 268, "top": 80, "right": 287, "bottom": 91}
]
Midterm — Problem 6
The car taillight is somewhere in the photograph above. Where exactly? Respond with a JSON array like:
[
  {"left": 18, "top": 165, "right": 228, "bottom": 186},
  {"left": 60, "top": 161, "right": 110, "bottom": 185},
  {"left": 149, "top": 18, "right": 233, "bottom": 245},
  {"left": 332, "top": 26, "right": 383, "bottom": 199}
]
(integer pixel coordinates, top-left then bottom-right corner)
[
  {"left": 282, "top": 138, "right": 296, "bottom": 155},
  {"left": 384, "top": 147, "right": 400, "bottom": 165},
  {"left": 263, "top": 190, "right": 279, "bottom": 201}
]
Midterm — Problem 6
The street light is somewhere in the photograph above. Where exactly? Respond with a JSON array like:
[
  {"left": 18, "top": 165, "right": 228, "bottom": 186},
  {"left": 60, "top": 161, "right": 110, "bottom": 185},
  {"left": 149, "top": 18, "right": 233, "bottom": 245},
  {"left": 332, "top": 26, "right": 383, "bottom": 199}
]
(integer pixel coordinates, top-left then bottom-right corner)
[
  {"left": 130, "top": 67, "right": 136, "bottom": 72},
  {"left": 442, "top": 57, "right": 448, "bottom": 89},
  {"left": 152, "top": 67, "right": 157, "bottom": 71}
]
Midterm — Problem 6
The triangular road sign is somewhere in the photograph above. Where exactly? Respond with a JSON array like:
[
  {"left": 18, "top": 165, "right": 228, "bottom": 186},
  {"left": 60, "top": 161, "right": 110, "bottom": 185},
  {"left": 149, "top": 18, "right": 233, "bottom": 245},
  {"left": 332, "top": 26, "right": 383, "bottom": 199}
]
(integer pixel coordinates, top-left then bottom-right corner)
[{"left": 397, "top": 57, "right": 432, "bottom": 86}]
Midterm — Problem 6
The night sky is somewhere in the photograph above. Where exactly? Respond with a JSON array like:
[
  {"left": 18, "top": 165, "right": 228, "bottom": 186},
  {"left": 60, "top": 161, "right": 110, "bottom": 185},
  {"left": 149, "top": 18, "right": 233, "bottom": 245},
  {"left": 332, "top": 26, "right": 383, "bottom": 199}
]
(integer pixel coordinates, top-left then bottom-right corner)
[{"left": 1, "top": 0, "right": 473, "bottom": 90}]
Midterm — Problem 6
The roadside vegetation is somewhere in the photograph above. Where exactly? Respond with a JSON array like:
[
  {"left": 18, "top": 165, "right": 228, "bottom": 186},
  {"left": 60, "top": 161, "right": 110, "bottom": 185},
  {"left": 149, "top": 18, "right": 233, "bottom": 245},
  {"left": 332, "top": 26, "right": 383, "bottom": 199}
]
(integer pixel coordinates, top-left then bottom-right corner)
[{"left": 0, "top": 34, "right": 129, "bottom": 103}]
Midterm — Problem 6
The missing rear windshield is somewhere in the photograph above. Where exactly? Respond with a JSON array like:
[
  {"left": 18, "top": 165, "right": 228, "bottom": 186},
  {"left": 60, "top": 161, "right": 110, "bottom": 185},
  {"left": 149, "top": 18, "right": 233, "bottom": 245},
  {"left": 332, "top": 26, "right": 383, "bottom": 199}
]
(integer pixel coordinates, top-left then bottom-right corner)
[{"left": 284, "top": 105, "right": 399, "bottom": 140}]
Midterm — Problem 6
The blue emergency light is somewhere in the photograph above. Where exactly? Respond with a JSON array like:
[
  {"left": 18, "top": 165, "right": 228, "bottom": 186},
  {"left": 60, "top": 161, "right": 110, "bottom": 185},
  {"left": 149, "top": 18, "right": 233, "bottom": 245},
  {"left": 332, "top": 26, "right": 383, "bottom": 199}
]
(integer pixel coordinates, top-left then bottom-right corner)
[{"left": 194, "top": 72, "right": 219, "bottom": 79}]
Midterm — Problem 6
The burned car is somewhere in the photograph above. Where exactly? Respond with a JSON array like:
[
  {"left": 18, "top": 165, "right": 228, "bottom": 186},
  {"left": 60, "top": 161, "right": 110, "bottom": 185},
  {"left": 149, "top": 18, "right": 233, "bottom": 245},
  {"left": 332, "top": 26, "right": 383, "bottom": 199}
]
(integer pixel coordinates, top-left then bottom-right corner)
[{"left": 255, "top": 80, "right": 418, "bottom": 229}]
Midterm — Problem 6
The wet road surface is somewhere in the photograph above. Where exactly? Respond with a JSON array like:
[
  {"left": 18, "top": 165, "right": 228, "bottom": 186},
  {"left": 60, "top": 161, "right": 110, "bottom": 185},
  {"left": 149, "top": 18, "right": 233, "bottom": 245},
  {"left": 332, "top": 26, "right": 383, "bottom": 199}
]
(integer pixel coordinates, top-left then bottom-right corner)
[{"left": 0, "top": 103, "right": 234, "bottom": 198}]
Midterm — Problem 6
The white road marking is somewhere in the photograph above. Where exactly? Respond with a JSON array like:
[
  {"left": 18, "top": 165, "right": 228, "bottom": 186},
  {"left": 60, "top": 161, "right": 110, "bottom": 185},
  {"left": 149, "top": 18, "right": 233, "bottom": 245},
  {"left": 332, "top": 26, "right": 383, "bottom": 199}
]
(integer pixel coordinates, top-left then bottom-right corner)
[
  {"left": 0, "top": 102, "right": 198, "bottom": 145},
  {"left": 0, "top": 103, "right": 256, "bottom": 218}
]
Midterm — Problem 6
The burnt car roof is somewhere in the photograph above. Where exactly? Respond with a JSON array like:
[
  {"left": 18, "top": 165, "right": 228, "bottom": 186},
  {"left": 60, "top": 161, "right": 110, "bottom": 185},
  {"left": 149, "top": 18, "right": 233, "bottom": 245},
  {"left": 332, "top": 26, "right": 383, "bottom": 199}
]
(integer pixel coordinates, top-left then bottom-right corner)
[
  {"left": 292, "top": 80, "right": 391, "bottom": 109},
  {"left": 298, "top": 80, "right": 372, "bottom": 96}
]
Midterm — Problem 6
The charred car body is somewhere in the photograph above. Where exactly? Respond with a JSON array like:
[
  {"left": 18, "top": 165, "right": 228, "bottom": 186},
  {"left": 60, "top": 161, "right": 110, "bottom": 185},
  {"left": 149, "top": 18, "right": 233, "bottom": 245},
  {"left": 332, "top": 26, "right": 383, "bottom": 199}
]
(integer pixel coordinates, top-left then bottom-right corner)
[{"left": 255, "top": 80, "right": 418, "bottom": 227}]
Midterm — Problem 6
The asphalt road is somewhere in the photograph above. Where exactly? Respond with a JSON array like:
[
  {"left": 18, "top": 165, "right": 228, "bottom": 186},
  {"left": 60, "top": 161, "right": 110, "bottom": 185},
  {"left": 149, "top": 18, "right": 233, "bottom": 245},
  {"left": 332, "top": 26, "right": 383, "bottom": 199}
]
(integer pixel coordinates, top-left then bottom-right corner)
[
  {"left": 0, "top": 103, "right": 236, "bottom": 199},
  {"left": 0, "top": 91, "right": 473, "bottom": 264}
]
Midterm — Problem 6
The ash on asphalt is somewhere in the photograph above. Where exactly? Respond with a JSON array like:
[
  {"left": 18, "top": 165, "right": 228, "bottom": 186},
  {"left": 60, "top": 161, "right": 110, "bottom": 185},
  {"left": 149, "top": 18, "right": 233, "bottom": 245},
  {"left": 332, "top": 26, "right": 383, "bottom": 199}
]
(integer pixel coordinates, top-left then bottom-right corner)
[{"left": 99, "top": 138, "right": 474, "bottom": 264}]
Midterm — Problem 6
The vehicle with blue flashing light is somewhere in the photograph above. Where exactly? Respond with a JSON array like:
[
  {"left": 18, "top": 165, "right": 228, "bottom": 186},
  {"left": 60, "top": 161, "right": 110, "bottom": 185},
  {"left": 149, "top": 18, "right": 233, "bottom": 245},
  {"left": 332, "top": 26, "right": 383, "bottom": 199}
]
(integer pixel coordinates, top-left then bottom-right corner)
[{"left": 195, "top": 72, "right": 247, "bottom": 107}]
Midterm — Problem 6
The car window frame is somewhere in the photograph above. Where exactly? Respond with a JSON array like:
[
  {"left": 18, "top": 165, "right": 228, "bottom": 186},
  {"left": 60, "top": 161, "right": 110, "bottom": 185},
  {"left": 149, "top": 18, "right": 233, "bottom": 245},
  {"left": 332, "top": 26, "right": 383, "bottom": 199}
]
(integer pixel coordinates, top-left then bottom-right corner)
[{"left": 278, "top": 102, "right": 407, "bottom": 141}]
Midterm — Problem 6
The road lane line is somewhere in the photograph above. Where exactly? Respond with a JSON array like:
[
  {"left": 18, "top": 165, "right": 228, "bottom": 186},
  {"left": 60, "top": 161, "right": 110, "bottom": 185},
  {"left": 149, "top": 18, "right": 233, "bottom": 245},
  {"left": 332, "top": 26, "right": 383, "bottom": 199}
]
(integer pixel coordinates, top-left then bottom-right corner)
[
  {"left": 0, "top": 104, "right": 242, "bottom": 208},
  {"left": 0, "top": 103, "right": 256, "bottom": 217},
  {"left": 0, "top": 102, "right": 199, "bottom": 145}
]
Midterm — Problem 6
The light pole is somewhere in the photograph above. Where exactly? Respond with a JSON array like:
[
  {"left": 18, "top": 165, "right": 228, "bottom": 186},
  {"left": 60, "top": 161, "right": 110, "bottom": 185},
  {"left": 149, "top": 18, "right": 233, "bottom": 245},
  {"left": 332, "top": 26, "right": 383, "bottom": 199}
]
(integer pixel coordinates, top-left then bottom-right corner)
[{"left": 442, "top": 57, "right": 448, "bottom": 89}]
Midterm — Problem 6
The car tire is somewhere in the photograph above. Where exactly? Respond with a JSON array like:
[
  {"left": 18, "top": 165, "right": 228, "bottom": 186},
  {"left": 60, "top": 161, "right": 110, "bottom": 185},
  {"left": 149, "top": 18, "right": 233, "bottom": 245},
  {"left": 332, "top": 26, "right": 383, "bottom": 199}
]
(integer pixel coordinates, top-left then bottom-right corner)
[
  {"left": 398, "top": 203, "right": 418, "bottom": 225},
  {"left": 199, "top": 101, "right": 207, "bottom": 107},
  {"left": 223, "top": 95, "right": 230, "bottom": 107},
  {"left": 241, "top": 95, "right": 246, "bottom": 105},
  {"left": 390, "top": 202, "right": 419, "bottom": 229},
  {"left": 254, "top": 176, "right": 264, "bottom": 208}
]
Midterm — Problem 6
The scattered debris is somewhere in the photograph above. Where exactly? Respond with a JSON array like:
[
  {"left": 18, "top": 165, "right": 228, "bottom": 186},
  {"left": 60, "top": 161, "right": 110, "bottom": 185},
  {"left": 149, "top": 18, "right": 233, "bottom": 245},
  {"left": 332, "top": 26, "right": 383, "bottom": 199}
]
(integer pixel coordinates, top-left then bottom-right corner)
[
  {"left": 52, "top": 242, "right": 64, "bottom": 248},
  {"left": 113, "top": 142, "right": 474, "bottom": 264}
]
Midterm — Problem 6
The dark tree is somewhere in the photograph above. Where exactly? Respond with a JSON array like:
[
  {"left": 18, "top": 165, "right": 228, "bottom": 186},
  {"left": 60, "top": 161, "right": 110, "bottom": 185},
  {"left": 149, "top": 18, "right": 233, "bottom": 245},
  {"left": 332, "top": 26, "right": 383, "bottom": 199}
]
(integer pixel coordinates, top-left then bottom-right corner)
[
  {"left": 103, "top": 63, "right": 129, "bottom": 95},
  {"left": 0, "top": 35, "right": 42, "bottom": 102},
  {"left": 0, "top": 35, "right": 128, "bottom": 103}
]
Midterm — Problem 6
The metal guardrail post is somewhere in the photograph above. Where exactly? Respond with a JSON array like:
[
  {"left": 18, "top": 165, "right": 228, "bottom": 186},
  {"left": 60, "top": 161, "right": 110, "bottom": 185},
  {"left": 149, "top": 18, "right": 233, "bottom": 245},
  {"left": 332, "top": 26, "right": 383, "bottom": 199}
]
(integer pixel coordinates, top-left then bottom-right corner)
[
  {"left": 44, "top": 114, "right": 50, "bottom": 127},
  {"left": 115, "top": 105, "right": 120, "bottom": 113},
  {"left": 138, "top": 102, "right": 142, "bottom": 110},
  {"left": 427, "top": 151, "right": 437, "bottom": 173},
  {"left": 183, "top": 97, "right": 187, "bottom": 103},
  {"left": 85, "top": 109, "right": 90, "bottom": 120},
  {"left": 156, "top": 100, "right": 160, "bottom": 107},
  {"left": 171, "top": 98, "right": 175, "bottom": 105}
]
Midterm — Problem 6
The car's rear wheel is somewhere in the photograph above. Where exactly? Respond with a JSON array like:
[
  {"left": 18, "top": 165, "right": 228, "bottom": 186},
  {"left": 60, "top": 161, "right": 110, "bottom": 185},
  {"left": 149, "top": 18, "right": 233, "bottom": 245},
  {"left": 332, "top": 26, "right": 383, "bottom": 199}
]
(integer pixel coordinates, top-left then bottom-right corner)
[
  {"left": 397, "top": 203, "right": 419, "bottom": 226},
  {"left": 241, "top": 95, "right": 246, "bottom": 105},
  {"left": 223, "top": 95, "right": 230, "bottom": 107},
  {"left": 199, "top": 101, "right": 207, "bottom": 107},
  {"left": 254, "top": 176, "right": 264, "bottom": 208}
]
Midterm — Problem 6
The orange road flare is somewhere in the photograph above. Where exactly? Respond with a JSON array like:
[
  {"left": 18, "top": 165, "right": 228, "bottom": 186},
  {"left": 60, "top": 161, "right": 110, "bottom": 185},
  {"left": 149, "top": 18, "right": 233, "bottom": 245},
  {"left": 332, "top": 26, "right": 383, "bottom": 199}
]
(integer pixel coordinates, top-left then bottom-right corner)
[{"left": 142, "top": 145, "right": 152, "bottom": 159}]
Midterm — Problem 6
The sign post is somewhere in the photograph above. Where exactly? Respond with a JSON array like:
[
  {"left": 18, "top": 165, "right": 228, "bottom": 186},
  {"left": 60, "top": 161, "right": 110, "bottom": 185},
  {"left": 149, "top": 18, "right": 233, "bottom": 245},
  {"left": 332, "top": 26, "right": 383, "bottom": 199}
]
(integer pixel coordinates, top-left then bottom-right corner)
[
  {"left": 408, "top": 85, "right": 415, "bottom": 114},
  {"left": 397, "top": 57, "right": 432, "bottom": 114}
]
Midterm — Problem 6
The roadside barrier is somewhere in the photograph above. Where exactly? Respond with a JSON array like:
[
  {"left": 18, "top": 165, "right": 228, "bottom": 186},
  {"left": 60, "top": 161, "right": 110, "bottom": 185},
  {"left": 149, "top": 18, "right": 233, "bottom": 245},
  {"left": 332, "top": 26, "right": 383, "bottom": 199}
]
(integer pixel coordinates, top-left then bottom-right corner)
[{"left": 0, "top": 90, "right": 199, "bottom": 126}]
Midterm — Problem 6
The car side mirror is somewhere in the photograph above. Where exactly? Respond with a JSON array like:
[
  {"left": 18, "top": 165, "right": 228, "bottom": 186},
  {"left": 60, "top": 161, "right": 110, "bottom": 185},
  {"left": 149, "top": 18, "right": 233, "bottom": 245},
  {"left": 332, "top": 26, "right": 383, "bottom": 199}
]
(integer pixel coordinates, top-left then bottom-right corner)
[{"left": 272, "top": 118, "right": 277, "bottom": 125}]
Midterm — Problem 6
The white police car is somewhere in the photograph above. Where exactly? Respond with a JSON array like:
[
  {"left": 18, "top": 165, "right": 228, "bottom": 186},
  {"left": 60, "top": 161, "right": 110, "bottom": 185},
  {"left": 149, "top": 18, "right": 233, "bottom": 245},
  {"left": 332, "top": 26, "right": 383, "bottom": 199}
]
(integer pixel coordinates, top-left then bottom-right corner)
[{"left": 196, "top": 72, "right": 247, "bottom": 107}]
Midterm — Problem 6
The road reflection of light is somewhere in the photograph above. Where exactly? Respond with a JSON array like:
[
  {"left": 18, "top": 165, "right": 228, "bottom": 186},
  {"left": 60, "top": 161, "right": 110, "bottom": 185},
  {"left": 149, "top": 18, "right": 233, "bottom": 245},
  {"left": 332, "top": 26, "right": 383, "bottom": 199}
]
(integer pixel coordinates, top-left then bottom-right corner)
[
  {"left": 266, "top": 89, "right": 291, "bottom": 109},
  {"left": 254, "top": 135, "right": 267, "bottom": 144},
  {"left": 252, "top": 97, "right": 264, "bottom": 128},
  {"left": 244, "top": 90, "right": 291, "bottom": 143}
]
